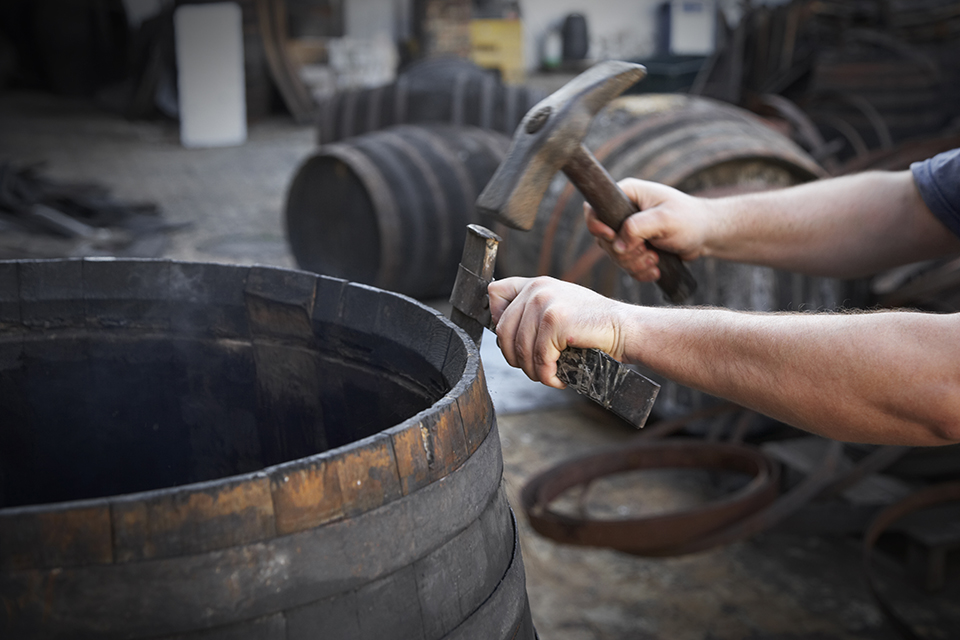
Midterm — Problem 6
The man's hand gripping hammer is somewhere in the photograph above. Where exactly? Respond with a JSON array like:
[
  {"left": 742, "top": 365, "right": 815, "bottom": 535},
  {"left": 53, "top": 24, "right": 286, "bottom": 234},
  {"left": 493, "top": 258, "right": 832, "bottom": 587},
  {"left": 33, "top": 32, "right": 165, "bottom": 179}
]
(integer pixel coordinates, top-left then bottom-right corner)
[
  {"left": 477, "top": 60, "right": 697, "bottom": 304},
  {"left": 448, "top": 61, "right": 702, "bottom": 428}
]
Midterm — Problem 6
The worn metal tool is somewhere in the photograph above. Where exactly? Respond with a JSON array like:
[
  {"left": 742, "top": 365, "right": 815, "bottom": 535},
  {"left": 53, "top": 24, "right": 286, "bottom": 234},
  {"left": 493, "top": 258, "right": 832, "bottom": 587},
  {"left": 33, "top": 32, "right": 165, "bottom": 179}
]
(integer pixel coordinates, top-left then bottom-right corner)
[
  {"left": 450, "top": 224, "right": 659, "bottom": 428},
  {"left": 476, "top": 60, "right": 697, "bottom": 304}
]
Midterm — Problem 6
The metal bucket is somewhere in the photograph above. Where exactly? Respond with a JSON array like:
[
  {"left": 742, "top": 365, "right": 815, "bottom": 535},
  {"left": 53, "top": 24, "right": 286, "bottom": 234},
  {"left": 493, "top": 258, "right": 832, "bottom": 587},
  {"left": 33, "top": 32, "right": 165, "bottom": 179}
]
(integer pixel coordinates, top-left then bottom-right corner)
[{"left": 0, "top": 259, "right": 534, "bottom": 640}]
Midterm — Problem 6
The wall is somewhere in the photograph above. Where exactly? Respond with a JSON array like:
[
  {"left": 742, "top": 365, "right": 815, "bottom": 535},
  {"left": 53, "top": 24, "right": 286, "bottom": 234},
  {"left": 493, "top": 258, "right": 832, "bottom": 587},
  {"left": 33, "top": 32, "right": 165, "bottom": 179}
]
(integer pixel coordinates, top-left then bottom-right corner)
[
  {"left": 518, "top": 0, "right": 663, "bottom": 70},
  {"left": 345, "top": 0, "right": 411, "bottom": 39}
]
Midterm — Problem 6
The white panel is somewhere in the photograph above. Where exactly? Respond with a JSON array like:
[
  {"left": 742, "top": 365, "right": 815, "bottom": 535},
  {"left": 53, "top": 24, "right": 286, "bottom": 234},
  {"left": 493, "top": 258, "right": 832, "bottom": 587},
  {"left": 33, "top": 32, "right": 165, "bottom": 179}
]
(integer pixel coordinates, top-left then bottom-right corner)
[
  {"left": 345, "top": 0, "right": 395, "bottom": 39},
  {"left": 519, "top": 0, "right": 661, "bottom": 72},
  {"left": 670, "top": 0, "right": 716, "bottom": 56},
  {"left": 174, "top": 3, "right": 247, "bottom": 148}
]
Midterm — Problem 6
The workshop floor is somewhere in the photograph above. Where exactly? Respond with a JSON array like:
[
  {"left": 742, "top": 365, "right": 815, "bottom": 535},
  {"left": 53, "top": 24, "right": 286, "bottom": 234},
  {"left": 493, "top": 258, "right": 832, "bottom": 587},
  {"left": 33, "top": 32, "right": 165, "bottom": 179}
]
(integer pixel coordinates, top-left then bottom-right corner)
[{"left": 2, "top": 92, "right": 958, "bottom": 639}]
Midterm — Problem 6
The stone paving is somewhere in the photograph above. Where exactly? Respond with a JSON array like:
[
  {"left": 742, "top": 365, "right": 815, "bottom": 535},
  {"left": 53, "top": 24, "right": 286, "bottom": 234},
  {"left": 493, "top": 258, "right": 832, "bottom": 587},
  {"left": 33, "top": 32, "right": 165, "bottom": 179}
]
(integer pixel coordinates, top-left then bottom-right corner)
[{"left": 2, "top": 91, "right": 959, "bottom": 639}]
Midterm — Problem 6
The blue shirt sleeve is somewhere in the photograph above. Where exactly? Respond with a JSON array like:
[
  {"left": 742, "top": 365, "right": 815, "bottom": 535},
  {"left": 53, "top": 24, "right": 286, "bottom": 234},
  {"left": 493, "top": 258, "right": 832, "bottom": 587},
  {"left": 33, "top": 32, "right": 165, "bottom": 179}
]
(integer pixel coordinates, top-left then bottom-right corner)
[{"left": 911, "top": 148, "right": 960, "bottom": 239}]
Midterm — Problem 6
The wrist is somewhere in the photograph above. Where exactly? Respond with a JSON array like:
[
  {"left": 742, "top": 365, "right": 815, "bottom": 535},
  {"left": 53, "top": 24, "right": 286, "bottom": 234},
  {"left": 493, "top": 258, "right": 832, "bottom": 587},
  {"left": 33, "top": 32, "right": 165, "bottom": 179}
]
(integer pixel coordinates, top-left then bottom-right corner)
[
  {"left": 616, "top": 303, "right": 668, "bottom": 367},
  {"left": 698, "top": 196, "right": 732, "bottom": 259}
]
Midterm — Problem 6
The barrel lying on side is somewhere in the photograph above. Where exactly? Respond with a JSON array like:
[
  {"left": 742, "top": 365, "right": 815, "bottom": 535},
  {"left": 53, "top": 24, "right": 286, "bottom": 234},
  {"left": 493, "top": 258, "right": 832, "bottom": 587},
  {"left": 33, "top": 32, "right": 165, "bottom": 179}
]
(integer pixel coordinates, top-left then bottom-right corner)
[
  {"left": 0, "top": 258, "right": 534, "bottom": 640},
  {"left": 285, "top": 124, "right": 510, "bottom": 299},
  {"left": 316, "top": 59, "right": 546, "bottom": 144},
  {"left": 496, "top": 94, "right": 858, "bottom": 418}
]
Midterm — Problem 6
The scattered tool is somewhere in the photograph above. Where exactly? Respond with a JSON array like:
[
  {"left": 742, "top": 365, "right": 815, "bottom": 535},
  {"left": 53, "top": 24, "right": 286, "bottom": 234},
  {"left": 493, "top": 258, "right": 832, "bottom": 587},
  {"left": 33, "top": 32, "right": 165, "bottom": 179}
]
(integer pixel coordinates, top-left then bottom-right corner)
[
  {"left": 476, "top": 59, "right": 697, "bottom": 304},
  {"left": 449, "top": 224, "right": 659, "bottom": 429}
]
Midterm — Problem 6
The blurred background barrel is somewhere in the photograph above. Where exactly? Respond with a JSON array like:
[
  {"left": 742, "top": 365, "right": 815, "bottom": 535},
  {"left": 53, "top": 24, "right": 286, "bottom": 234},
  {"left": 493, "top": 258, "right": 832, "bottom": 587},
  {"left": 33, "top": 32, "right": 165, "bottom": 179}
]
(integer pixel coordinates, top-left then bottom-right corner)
[
  {"left": 0, "top": 259, "right": 534, "bottom": 640},
  {"left": 807, "top": 32, "right": 948, "bottom": 151},
  {"left": 286, "top": 124, "right": 510, "bottom": 299},
  {"left": 316, "top": 58, "right": 546, "bottom": 145},
  {"left": 495, "top": 94, "right": 862, "bottom": 418}
]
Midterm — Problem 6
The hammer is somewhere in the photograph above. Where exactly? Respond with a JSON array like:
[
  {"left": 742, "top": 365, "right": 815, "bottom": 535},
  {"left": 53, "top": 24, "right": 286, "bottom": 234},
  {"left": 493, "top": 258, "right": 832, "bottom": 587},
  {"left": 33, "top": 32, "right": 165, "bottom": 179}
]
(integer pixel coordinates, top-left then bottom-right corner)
[
  {"left": 477, "top": 60, "right": 697, "bottom": 304},
  {"left": 448, "top": 61, "right": 700, "bottom": 428}
]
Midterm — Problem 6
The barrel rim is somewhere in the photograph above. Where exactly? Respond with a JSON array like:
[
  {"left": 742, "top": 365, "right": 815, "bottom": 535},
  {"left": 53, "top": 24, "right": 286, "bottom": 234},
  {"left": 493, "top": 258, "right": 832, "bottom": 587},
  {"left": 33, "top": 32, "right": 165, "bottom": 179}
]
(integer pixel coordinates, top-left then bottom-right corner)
[{"left": 0, "top": 259, "right": 488, "bottom": 528}]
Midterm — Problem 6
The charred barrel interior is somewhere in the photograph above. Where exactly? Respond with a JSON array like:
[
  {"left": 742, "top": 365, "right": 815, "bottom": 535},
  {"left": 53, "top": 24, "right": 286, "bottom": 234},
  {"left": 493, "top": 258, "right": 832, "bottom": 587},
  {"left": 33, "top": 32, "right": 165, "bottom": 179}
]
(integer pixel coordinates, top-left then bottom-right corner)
[
  {"left": 0, "top": 260, "right": 444, "bottom": 507},
  {"left": 0, "top": 258, "right": 534, "bottom": 640}
]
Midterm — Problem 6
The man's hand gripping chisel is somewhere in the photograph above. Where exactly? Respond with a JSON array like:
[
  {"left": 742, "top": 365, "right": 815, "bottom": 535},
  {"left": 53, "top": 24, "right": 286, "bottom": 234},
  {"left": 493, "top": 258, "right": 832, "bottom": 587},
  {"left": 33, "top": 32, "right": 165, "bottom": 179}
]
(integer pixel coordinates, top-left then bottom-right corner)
[{"left": 448, "top": 61, "right": 699, "bottom": 428}]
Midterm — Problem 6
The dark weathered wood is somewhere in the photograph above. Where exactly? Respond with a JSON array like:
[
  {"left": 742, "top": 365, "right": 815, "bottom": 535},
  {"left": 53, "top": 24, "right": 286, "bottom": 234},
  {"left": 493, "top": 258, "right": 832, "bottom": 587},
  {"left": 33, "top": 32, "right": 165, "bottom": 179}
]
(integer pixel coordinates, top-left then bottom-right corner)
[
  {"left": 286, "top": 125, "right": 510, "bottom": 299},
  {"left": 356, "top": 565, "right": 426, "bottom": 639},
  {"left": 0, "top": 424, "right": 507, "bottom": 638},
  {"left": 443, "top": 507, "right": 534, "bottom": 640},
  {"left": 338, "top": 281, "right": 382, "bottom": 337},
  {"left": 286, "top": 590, "right": 361, "bottom": 639},
  {"left": 309, "top": 275, "right": 345, "bottom": 326},
  {"left": 270, "top": 453, "right": 344, "bottom": 536},
  {"left": 168, "top": 262, "right": 250, "bottom": 337},
  {"left": 111, "top": 475, "right": 276, "bottom": 563},
  {"left": 245, "top": 265, "right": 317, "bottom": 340},
  {"left": 252, "top": 342, "right": 329, "bottom": 463},
  {"left": 333, "top": 434, "right": 402, "bottom": 518},
  {"left": 374, "top": 285, "right": 451, "bottom": 376},
  {"left": 455, "top": 361, "right": 495, "bottom": 454},
  {"left": 442, "top": 327, "right": 473, "bottom": 389},
  {"left": 159, "top": 612, "right": 286, "bottom": 640},
  {"left": 0, "top": 500, "right": 114, "bottom": 571},
  {"left": 0, "top": 260, "right": 526, "bottom": 639},
  {"left": 83, "top": 258, "right": 172, "bottom": 330},
  {"left": 315, "top": 71, "right": 546, "bottom": 144},
  {"left": 0, "top": 261, "right": 21, "bottom": 326},
  {"left": 19, "top": 258, "right": 85, "bottom": 328}
]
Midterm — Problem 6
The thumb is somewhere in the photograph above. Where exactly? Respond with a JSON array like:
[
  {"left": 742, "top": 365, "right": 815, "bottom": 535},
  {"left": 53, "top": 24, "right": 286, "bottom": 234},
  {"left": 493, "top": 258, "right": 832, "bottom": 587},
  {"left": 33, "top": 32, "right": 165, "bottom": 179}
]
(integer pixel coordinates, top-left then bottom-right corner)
[{"left": 487, "top": 277, "right": 530, "bottom": 325}]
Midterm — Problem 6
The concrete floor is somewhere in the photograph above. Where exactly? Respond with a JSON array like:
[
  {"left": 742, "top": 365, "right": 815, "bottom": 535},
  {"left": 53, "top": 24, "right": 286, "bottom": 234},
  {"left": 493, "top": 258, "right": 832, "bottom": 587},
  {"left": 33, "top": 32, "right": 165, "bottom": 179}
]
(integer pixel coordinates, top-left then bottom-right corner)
[{"left": 2, "top": 92, "right": 959, "bottom": 639}]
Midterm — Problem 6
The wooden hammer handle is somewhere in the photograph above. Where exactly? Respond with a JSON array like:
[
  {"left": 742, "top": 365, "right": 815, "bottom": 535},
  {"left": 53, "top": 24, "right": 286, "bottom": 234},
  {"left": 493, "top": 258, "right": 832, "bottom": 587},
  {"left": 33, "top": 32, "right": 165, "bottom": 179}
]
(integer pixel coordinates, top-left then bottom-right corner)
[{"left": 564, "top": 144, "right": 697, "bottom": 304}]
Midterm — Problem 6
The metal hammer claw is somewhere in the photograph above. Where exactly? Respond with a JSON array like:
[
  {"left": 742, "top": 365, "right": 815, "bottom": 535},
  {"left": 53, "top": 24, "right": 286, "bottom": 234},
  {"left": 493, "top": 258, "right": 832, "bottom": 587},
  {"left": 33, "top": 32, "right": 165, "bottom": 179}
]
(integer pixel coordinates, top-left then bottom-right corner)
[{"left": 476, "top": 60, "right": 697, "bottom": 304}]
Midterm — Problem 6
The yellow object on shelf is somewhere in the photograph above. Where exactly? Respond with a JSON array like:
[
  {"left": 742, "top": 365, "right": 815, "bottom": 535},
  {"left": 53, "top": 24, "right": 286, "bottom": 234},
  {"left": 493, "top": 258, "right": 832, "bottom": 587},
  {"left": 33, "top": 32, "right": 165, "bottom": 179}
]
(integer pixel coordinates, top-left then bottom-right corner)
[{"left": 470, "top": 19, "right": 524, "bottom": 84}]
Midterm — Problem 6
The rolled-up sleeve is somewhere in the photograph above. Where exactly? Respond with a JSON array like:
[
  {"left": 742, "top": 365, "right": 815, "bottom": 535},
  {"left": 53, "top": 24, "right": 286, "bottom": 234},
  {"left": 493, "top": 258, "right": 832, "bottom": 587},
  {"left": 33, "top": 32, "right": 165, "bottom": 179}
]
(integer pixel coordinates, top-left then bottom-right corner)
[{"left": 911, "top": 148, "right": 960, "bottom": 239}]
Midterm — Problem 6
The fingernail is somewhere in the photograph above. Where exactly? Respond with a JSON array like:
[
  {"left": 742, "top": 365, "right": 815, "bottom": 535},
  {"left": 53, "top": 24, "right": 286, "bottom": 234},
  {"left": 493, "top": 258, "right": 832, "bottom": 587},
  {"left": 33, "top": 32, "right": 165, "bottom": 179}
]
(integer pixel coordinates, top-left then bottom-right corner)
[{"left": 613, "top": 240, "right": 625, "bottom": 254}]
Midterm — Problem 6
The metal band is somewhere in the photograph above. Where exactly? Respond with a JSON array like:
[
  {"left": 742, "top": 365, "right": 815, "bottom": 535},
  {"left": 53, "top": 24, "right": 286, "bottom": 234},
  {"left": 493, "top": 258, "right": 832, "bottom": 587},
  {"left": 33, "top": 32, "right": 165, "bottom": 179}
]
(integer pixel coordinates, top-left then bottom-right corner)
[
  {"left": 394, "top": 75, "right": 409, "bottom": 124},
  {"left": 366, "top": 85, "right": 384, "bottom": 134},
  {"left": 452, "top": 72, "right": 469, "bottom": 126},
  {"left": 480, "top": 74, "right": 496, "bottom": 130}
]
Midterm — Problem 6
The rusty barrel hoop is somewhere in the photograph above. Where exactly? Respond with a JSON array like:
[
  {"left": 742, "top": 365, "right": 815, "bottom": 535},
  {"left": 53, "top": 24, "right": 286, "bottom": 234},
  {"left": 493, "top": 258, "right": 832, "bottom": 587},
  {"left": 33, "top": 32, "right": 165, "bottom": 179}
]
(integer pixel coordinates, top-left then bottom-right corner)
[
  {"left": 495, "top": 94, "right": 855, "bottom": 420},
  {"left": 285, "top": 124, "right": 510, "bottom": 299},
  {"left": 521, "top": 440, "right": 780, "bottom": 557},
  {"left": 0, "top": 258, "right": 534, "bottom": 640}
]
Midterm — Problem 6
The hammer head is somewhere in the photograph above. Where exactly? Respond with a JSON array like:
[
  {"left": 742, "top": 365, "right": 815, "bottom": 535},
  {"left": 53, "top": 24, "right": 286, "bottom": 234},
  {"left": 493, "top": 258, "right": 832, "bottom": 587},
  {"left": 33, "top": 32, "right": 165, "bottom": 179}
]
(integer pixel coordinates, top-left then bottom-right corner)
[{"left": 477, "top": 60, "right": 646, "bottom": 230}]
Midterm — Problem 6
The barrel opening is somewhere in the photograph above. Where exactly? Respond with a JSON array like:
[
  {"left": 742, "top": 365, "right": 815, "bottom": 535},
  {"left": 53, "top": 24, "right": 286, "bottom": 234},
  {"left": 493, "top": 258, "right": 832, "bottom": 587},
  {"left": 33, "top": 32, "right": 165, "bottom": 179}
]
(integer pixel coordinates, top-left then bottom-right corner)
[{"left": 0, "top": 261, "right": 459, "bottom": 509}]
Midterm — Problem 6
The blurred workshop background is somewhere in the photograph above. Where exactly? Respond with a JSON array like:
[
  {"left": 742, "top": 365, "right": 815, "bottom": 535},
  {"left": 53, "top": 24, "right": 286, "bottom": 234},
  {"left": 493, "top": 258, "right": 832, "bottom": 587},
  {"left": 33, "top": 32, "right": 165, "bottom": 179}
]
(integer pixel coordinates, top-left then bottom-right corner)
[{"left": 2, "top": 1, "right": 960, "bottom": 639}]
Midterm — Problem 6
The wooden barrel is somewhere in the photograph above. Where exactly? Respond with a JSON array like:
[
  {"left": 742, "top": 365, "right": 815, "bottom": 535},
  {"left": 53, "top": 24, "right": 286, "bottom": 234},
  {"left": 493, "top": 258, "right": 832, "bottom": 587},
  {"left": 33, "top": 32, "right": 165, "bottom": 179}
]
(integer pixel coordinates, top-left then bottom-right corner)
[
  {"left": 495, "top": 94, "right": 855, "bottom": 419},
  {"left": 808, "top": 35, "right": 947, "bottom": 151},
  {"left": 285, "top": 124, "right": 510, "bottom": 299},
  {"left": 316, "top": 61, "right": 546, "bottom": 144},
  {"left": 0, "top": 259, "right": 534, "bottom": 640}
]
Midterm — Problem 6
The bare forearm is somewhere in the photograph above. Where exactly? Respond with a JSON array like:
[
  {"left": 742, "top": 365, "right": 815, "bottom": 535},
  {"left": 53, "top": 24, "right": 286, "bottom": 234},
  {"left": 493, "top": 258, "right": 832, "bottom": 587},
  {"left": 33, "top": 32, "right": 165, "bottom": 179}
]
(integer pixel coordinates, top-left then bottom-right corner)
[
  {"left": 623, "top": 305, "right": 960, "bottom": 446},
  {"left": 703, "top": 171, "right": 960, "bottom": 278}
]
